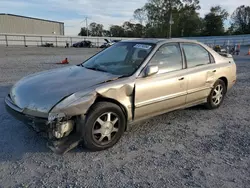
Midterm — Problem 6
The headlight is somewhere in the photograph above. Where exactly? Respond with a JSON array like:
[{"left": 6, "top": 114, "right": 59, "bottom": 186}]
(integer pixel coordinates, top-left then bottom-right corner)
[{"left": 48, "top": 112, "right": 65, "bottom": 122}]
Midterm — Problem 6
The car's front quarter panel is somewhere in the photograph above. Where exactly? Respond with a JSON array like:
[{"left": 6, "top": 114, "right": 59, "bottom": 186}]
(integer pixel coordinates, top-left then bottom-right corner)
[
  {"left": 50, "top": 77, "right": 135, "bottom": 122},
  {"left": 49, "top": 91, "right": 97, "bottom": 117},
  {"left": 94, "top": 78, "right": 135, "bottom": 121}
]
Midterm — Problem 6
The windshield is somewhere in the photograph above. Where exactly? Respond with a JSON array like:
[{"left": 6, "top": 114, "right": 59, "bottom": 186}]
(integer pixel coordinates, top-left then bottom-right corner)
[{"left": 82, "top": 42, "right": 155, "bottom": 76}]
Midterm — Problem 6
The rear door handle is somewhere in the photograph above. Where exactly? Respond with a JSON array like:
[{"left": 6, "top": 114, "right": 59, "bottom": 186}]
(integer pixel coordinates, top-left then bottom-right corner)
[
  {"left": 178, "top": 77, "right": 184, "bottom": 81},
  {"left": 212, "top": 70, "right": 216, "bottom": 73}
]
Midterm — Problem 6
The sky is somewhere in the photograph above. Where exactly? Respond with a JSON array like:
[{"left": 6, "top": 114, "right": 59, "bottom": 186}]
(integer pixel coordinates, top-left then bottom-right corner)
[{"left": 0, "top": 0, "right": 249, "bottom": 36}]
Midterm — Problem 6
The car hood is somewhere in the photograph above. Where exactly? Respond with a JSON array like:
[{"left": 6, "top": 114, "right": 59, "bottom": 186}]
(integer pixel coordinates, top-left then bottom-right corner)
[{"left": 10, "top": 65, "right": 119, "bottom": 115}]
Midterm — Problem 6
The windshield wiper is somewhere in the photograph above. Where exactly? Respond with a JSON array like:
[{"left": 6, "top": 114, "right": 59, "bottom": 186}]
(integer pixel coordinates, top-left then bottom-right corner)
[{"left": 83, "top": 65, "right": 108, "bottom": 73}]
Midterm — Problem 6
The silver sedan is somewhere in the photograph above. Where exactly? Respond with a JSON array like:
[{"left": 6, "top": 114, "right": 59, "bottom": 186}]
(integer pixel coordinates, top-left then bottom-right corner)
[{"left": 5, "top": 39, "right": 237, "bottom": 154}]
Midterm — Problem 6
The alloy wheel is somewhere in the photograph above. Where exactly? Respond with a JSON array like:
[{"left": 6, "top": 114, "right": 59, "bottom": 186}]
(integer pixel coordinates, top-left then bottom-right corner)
[
  {"left": 92, "top": 112, "right": 120, "bottom": 145},
  {"left": 212, "top": 84, "right": 224, "bottom": 105}
]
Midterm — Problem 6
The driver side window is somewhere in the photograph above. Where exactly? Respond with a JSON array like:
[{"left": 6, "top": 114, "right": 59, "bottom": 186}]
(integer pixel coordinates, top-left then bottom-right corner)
[
  {"left": 149, "top": 43, "right": 183, "bottom": 74},
  {"left": 96, "top": 45, "right": 128, "bottom": 63}
]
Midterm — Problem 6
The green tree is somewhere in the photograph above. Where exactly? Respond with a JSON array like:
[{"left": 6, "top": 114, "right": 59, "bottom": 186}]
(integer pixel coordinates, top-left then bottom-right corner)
[
  {"left": 133, "top": 8, "right": 147, "bottom": 25},
  {"left": 89, "top": 22, "right": 104, "bottom": 36},
  {"left": 203, "top": 6, "right": 229, "bottom": 36},
  {"left": 177, "top": 0, "right": 203, "bottom": 37},
  {"left": 78, "top": 1, "right": 231, "bottom": 38},
  {"left": 144, "top": 23, "right": 158, "bottom": 37},
  {"left": 122, "top": 22, "right": 145, "bottom": 37},
  {"left": 144, "top": 0, "right": 177, "bottom": 37},
  {"left": 226, "top": 24, "right": 236, "bottom": 35},
  {"left": 122, "top": 21, "right": 136, "bottom": 37},
  {"left": 78, "top": 27, "right": 88, "bottom": 36},
  {"left": 144, "top": 0, "right": 203, "bottom": 38},
  {"left": 103, "top": 30, "right": 111, "bottom": 37},
  {"left": 110, "top": 25, "right": 125, "bottom": 37},
  {"left": 182, "top": 0, "right": 200, "bottom": 10},
  {"left": 133, "top": 8, "right": 147, "bottom": 35},
  {"left": 231, "top": 5, "right": 250, "bottom": 34},
  {"left": 133, "top": 24, "right": 145, "bottom": 37}
]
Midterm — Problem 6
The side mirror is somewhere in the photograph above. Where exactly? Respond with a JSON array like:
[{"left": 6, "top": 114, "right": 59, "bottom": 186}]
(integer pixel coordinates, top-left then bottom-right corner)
[{"left": 145, "top": 65, "right": 159, "bottom": 77}]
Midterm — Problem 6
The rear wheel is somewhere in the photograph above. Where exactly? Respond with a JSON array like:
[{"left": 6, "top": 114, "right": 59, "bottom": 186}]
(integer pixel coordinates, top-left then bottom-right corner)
[
  {"left": 82, "top": 102, "right": 126, "bottom": 151},
  {"left": 205, "top": 79, "right": 226, "bottom": 109}
]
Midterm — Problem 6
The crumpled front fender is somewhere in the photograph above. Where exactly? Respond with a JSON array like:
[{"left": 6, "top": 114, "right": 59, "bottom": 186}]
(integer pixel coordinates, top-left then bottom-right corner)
[
  {"left": 49, "top": 79, "right": 135, "bottom": 121},
  {"left": 50, "top": 92, "right": 97, "bottom": 117},
  {"left": 46, "top": 81, "right": 135, "bottom": 155}
]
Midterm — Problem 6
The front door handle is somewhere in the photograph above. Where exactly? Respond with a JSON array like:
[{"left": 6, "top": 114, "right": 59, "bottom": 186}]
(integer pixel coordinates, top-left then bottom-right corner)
[
  {"left": 212, "top": 70, "right": 217, "bottom": 73},
  {"left": 178, "top": 77, "right": 184, "bottom": 81}
]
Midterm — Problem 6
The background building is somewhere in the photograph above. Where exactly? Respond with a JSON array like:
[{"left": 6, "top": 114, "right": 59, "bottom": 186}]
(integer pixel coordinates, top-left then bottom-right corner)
[{"left": 0, "top": 14, "right": 64, "bottom": 35}]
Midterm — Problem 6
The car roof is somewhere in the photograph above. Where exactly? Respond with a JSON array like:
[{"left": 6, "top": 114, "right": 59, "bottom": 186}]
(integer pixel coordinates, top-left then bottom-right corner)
[{"left": 120, "top": 38, "right": 199, "bottom": 44}]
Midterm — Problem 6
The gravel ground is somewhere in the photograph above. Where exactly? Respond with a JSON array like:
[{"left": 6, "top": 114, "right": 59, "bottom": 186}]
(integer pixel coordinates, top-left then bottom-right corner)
[{"left": 0, "top": 46, "right": 250, "bottom": 188}]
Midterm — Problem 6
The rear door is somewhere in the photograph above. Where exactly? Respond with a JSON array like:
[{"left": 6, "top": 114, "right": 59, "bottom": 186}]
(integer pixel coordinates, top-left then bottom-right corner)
[{"left": 181, "top": 43, "right": 217, "bottom": 104}]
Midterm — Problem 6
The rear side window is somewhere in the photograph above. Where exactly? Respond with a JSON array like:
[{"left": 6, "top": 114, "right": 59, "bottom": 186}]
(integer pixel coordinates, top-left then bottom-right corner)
[{"left": 182, "top": 43, "right": 211, "bottom": 68}]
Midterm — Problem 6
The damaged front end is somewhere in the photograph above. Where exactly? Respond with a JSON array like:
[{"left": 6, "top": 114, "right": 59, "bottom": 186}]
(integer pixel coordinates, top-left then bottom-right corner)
[
  {"left": 6, "top": 77, "right": 135, "bottom": 155},
  {"left": 46, "top": 114, "right": 82, "bottom": 155},
  {"left": 45, "top": 81, "right": 135, "bottom": 154},
  {"left": 45, "top": 92, "right": 97, "bottom": 154},
  {"left": 5, "top": 90, "right": 95, "bottom": 155},
  {"left": 48, "top": 112, "right": 74, "bottom": 139}
]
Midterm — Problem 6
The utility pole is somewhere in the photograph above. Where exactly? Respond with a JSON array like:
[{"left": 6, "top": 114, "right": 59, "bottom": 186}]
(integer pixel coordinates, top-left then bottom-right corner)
[
  {"left": 85, "top": 17, "right": 89, "bottom": 37},
  {"left": 169, "top": 11, "right": 172, "bottom": 38},
  {"left": 169, "top": 1, "right": 174, "bottom": 38},
  {"left": 80, "top": 17, "right": 89, "bottom": 37}
]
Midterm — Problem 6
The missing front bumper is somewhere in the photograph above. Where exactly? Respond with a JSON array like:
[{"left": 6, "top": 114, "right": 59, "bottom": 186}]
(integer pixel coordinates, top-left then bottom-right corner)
[
  {"left": 5, "top": 98, "right": 82, "bottom": 154},
  {"left": 47, "top": 133, "right": 82, "bottom": 154},
  {"left": 5, "top": 98, "right": 49, "bottom": 134}
]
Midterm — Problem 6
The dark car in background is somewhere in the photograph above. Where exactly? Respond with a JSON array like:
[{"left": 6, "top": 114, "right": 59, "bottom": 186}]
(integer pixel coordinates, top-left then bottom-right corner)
[{"left": 72, "top": 40, "right": 92, "bottom": 48}]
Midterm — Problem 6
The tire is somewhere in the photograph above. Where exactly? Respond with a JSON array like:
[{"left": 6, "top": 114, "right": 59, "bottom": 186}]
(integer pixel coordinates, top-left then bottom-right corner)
[
  {"left": 81, "top": 102, "right": 126, "bottom": 151},
  {"left": 205, "top": 79, "right": 227, "bottom": 109}
]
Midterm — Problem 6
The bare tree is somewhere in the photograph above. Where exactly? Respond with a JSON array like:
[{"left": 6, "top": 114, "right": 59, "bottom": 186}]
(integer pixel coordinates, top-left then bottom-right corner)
[
  {"left": 231, "top": 5, "right": 250, "bottom": 34},
  {"left": 133, "top": 8, "right": 147, "bottom": 25}
]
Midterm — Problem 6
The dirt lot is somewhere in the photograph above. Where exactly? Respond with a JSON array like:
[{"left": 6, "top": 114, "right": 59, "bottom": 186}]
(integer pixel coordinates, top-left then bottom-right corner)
[{"left": 0, "top": 46, "right": 250, "bottom": 188}]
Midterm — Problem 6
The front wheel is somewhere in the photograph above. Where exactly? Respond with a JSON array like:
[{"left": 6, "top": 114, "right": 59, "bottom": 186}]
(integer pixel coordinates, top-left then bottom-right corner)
[
  {"left": 205, "top": 79, "right": 227, "bottom": 109},
  {"left": 82, "top": 102, "right": 126, "bottom": 151}
]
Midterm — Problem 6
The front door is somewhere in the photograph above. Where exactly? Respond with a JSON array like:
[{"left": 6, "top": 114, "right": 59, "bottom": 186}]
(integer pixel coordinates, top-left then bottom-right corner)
[{"left": 134, "top": 43, "right": 188, "bottom": 120}]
